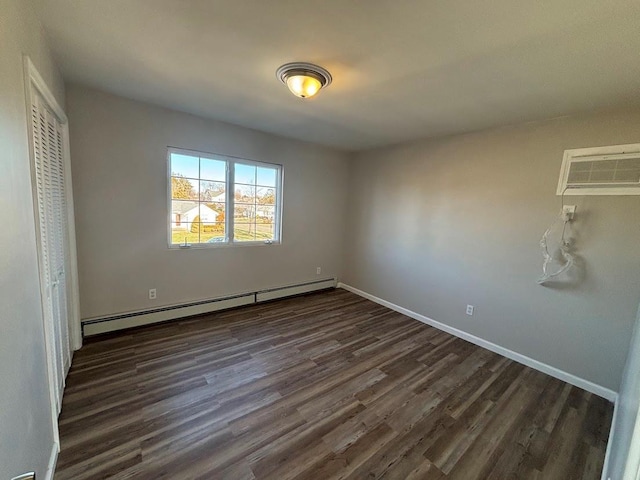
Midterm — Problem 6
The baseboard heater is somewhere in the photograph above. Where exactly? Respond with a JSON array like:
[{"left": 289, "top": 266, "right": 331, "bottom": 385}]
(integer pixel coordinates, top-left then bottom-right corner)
[{"left": 82, "top": 278, "right": 336, "bottom": 337}]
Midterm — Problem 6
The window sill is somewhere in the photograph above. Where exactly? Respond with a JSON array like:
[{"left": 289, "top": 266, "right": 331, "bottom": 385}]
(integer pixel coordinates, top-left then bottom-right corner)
[{"left": 168, "top": 241, "right": 282, "bottom": 250}]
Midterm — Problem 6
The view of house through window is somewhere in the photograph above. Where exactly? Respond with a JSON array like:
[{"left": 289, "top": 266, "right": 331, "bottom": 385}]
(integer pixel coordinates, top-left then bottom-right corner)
[{"left": 169, "top": 148, "right": 281, "bottom": 246}]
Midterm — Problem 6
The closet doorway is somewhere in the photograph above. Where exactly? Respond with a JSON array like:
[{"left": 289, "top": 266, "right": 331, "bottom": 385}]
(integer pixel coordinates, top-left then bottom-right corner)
[{"left": 24, "top": 57, "right": 81, "bottom": 434}]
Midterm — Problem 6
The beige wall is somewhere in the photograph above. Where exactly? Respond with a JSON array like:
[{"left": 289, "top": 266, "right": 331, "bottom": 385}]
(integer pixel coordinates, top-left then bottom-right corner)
[
  {"left": 66, "top": 85, "right": 350, "bottom": 320},
  {"left": 344, "top": 110, "right": 640, "bottom": 391},
  {"left": 0, "top": 0, "right": 65, "bottom": 477}
]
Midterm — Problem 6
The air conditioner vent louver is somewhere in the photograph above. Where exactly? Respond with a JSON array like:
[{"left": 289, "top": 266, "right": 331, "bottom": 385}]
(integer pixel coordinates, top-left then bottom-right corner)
[{"left": 557, "top": 144, "right": 640, "bottom": 195}]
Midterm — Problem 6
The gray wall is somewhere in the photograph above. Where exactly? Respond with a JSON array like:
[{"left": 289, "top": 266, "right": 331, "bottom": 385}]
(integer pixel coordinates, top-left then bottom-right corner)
[
  {"left": 66, "top": 85, "right": 350, "bottom": 319},
  {"left": 0, "top": 0, "right": 65, "bottom": 477},
  {"left": 606, "top": 303, "right": 640, "bottom": 479},
  {"left": 344, "top": 110, "right": 640, "bottom": 391}
]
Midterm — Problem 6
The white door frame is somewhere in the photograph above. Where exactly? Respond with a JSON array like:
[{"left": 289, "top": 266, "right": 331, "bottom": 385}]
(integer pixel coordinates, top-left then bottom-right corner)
[
  {"left": 23, "top": 56, "right": 83, "bottom": 442},
  {"left": 624, "top": 409, "right": 640, "bottom": 480}
]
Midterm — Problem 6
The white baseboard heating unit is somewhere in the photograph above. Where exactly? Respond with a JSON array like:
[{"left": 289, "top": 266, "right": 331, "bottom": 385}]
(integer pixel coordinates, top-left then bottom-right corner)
[{"left": 82, "top": 278, "right": 336, "bottom": 337}]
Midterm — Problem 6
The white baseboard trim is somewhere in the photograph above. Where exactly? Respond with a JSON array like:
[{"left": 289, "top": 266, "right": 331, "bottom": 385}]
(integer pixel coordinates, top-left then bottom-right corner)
[
  {"left": 83, "top": 294, "right": 255, "bottom": 336},
  {"left": 601, "top": 398, "right": 619, "bottom": 480},
  {"left": 83, "top": 278, "right": 337, "bottom": 337},
  {"left": 256, "top": 279, "right": 336, "bottom": 302},
  {"left": 44, "top": 441, "right": 59, "bottom": 480},
  {"left": 338, "top": 282, "right": 618, "bottom": 402}
]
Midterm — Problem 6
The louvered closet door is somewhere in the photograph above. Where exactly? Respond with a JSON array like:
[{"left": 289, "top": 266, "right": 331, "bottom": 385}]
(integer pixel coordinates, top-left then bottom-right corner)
[{"left": 31, "top": 90, "right": 71, "bottom": 412}]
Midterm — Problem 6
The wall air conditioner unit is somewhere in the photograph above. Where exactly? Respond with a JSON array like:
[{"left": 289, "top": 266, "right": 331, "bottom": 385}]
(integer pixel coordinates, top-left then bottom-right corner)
[{"left": 557, "top": 143, "right": 640, "bottom": 195}]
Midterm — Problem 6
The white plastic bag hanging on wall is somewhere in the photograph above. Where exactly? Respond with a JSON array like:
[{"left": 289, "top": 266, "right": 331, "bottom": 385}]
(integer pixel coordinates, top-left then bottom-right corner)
[{"left": 537, "top": 207, "right": 575, "bottom": 285}]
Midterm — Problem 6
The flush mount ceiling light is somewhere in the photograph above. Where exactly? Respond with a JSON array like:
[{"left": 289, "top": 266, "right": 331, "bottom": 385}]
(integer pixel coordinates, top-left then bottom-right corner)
[{"left": 276, "top": 62, "right": 332, "bottom": 99}]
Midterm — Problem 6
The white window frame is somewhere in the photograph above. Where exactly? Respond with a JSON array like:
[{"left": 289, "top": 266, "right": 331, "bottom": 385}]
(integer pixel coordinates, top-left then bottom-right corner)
[{"left": 167, "top": 147, "right": 283, "bottom": 248}]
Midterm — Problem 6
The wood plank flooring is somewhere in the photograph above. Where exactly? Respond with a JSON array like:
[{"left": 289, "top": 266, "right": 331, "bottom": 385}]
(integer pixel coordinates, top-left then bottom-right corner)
[{"left": 56, "top": 289, "right": 613, "bottom": 479}]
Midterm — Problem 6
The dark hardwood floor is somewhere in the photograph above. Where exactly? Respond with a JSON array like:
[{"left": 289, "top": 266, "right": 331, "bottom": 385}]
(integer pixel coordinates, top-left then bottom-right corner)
[{"left": 56, "top": 289, "right": 613, "bottom": 479}]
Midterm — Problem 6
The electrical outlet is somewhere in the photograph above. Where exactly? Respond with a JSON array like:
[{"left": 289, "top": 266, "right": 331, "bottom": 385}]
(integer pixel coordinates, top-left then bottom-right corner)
[
  {"left": 316, "top": 267, "right": 321, "bottom": 275},
  {"left": 562, "top": 205, "right": 576, "bottom": 221},
  {"left": 149, "top": 288, "right": 157, "bottom": 300},
  {"left": 466, "top": 305, "right": 474, "bottom": 316}
]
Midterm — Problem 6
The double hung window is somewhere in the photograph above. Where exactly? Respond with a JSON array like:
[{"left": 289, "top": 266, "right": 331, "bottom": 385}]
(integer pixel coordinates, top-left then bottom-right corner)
[{"left": 168, "top": 148, "right": 282, "bottom": 246}]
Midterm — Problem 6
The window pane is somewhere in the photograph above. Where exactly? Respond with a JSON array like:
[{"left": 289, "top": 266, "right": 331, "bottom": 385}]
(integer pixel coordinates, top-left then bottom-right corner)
[
  {"left": 233, "top": 222, "right": 274, "bottom": 242},
  {"left": 188, "top": 222, "right": 202, "bottom": 243},
  {"left": 197, "top": 203, "right": 219, "bottom": 223},
  {"left": 234, "top": 204, "right": 255, "bottom": 221},
  {"left": 256, "top": 205, "right": 275, "bottom": 221},
  {"left": 199, "top": 223, "right": 226, "bottom": 244},
  {"left": 171, "top": 200, "right": 199, "bottom": 221},
  {"left": 235, "top": 185, "right": 256, "bottom": 203},
  {"left": 256, "top": 187, "right": 276, "bottom": 205},
  {"left": 171, "top": 176, "right": 199, "bottom": 200},
  {"left": 185, "top": 221, "right": 225, "bottom": 243},
  {"left": 255, "top": 221, "right": 275, "bottom": 241},
  {"left": 234, "top": 223, "right": 256, "bottom": 242},
  {"left": 256, "top": 205, "right": 275, "bottom": 241},
  {"left": 206, "top": 202, "right": 225, "bottom": 217},
  {"left": 170, "top": 153, "right": 199, "bottom": 178},
  {"left": 235, "top": 163, "right": 256, "bottom": 185},
  {"left": 200, "top": 157, "right": 226, "bottom": 182},
  {"left": 257, "top": 166, "right": 277, "bottom": 187},
  {"left": 171, "top": 223, "right": 198, "bottom": 245},
  {"left": 200, "top": 180, "right": 225, "bottom": 202}
]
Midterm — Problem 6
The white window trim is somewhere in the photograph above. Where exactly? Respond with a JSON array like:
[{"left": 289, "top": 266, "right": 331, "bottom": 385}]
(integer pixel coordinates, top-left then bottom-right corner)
[{"left": 167, "top": 147, "right": 283, "bottom": 248}]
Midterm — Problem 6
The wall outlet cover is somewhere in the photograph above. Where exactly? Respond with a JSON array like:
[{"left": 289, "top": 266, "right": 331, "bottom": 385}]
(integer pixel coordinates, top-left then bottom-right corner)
[{"left": 562, "top": 205, "right": 576, "bottom": 220}]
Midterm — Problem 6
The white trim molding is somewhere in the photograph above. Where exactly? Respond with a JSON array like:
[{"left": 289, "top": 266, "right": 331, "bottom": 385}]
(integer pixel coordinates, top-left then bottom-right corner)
[
  {"left": 44, "top": 441, "right": 59, "bottom": 480},
  {"left": 83, "top": 278, "right": 337, "bottom": 336},
  {"left": 24, "top": 56, "right": 82, "bottom": 351},
  {"left": 23, "top": 57, "right": 67, "bottom": 122},
  {"left": 602, "top": 399, "right": 620, "bottom": 480},
  {"left": 623, "top": 407, "right": 640, "bottom": 479},
  {"left": 23, "top": 56, "right": 84, "bottom": 459},
  {"left": 338, "top": 282, "right": 617, "bottom": 402}
]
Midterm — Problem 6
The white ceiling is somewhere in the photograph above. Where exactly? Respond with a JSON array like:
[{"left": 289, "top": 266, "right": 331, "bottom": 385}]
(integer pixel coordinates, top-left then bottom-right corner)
[{"left": 37, "top": 0, "right": 640, "bottom": 151}]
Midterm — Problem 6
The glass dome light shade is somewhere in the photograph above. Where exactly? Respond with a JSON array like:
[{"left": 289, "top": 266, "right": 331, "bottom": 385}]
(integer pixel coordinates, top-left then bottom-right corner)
[
  {"left": 285, "top": 74, "right": 323, "bottom": 98},
  {"left": 276, "top": 63, "right": 332, "bottom": 99}
]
